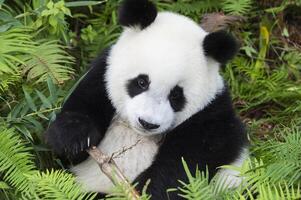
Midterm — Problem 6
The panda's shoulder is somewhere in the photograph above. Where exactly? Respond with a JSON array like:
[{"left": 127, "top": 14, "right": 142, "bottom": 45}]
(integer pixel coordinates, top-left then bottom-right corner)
[
  {"left": 186, "top": 86, "right": 237, "bottom": 125},
  {"left": 174, "top": 86, "right": 246, "bottom": 139},
  {"left": 202, "top": 86, "right": 235, "bottom": 117},
  {"left": 86, "top": 48, "right": 111, "bottom": 79},
  {"left": 72, "top": 48, "right": 112, "bottom": 93}
]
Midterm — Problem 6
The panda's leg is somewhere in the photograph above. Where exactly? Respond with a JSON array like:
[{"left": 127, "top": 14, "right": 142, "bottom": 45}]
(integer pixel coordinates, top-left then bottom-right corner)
[{"left": 214, "top": 148, "right": 249, "bottom": 190}]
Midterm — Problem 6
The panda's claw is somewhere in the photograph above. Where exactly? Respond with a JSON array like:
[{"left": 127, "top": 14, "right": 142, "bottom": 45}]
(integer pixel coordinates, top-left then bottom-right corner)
[
  {"left": 45, "top": 111, "right": 102, "bottom": 157},
  {"left": 87, "top": 137, "right": 90, "bottom": 147},
  {"left": 80, "top": 142, "right": 84, "bottom": 151},
  {"left": 73, "top": 144, "right": 78, "bottom": 155}
]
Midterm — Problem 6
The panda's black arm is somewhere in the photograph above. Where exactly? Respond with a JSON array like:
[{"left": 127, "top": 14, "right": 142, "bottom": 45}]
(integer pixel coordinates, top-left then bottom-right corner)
[{"left": 45, "top": 49, "right": 115, "bottom": 164}]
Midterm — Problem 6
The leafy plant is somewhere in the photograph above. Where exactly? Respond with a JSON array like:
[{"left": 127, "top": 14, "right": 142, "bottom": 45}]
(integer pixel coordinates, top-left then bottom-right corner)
[
  {"left": 221, "top": 0, "right": 253, "bottom": 15},
  {"left": 0, "top": 127, "right": 35, "bottom": 193},
  {"left": 35, "top": 0, "right": 71, "bottom": 42},
  {"left": 23, "top": 170, "right": 97, "bottom": 200},
  {"left": 0, "top": 125, "right": 96, "bottom": 200},
  {"left": 0, "top": 0, "right": 301, "bottom": 199},
  {"left": 22, "top": 40, "right": 74, "bottom": 84},
  {"left": 175, "top": 159, "right": 215, "bottom": 200},
  {"left": 0, "top": 28, "right": 34, "bottom": 74}
]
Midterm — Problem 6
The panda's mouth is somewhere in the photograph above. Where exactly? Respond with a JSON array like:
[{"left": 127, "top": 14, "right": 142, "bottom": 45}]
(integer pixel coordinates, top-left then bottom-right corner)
[
  {"left": 114, "top": 116, "right": 162, "bottom": 136},
  {"left": 132, "top": 125, "right": 162, "bottom": 136}
]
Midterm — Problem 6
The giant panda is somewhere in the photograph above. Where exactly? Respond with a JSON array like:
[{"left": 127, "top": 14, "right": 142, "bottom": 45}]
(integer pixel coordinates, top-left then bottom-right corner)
[{"left": 45, "top": 0, "right": 249, "bottom": 199}]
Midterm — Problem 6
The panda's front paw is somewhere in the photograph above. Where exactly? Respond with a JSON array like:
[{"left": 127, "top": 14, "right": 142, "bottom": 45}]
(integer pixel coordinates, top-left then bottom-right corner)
[{"left": 45, "top": 112, "right": 101, "bottom": 157}]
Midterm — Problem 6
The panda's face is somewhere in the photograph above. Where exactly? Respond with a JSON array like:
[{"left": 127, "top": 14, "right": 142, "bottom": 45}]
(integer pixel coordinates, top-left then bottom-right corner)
[
  {"left": 106, "top": 12, "right": 226, "bottom": 136},
  {"left": 123, "top": 73, "right": 186, "bottom": 134}
]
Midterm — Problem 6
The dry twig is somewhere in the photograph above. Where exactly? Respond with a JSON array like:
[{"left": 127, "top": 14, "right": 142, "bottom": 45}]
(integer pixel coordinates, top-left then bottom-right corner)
[{"left": 87, "top": 147, "right": 141, "bottom": 199}]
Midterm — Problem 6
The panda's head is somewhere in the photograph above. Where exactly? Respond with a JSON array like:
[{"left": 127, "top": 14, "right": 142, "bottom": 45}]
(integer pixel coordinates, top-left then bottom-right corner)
[{"left": 105, "top": 0, "right": 238, "bottom": 136}]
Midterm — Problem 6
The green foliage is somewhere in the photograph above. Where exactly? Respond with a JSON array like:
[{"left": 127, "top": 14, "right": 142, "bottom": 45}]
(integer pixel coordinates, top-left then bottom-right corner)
[
  {"left": 0, "top": 126, "right": 97, "bottom": 200},
  {"left": 221, "top": 0, "right": 253, "bottom": 15},
  {"left": 253, "top": 126, "right": 301, "bottom": 186},
  {"left": 161, "top": 0, "right": 221, "bottom": 17},
  {"left": 0, "top": 127, "right": 35, "bottom": 193},
  {"left": 5, "top": 78, "right": 63, "bottom": 141},
  {"left": 22, "top": 40, "right": 74, "bottom": 84},
  {"left": 176, "top": 159, "right": 214, "bottom": 199},
  {"left": 159, "top": 0, "right": 254, "bottom": 18},
  {"left": 0, "top": 0, "right": 301, "bottom": 199},
  {"left": 225, "top": 54, "right": 301, "bottom": 128},
  {"left": 175, "top": 127, "right": 301, "bottom": 199},
  {"left": 23, "top": 170, "right": 97, "bottom": 200},
  {"left": 0, "top": 28, "right": 74, "bottom": 92},
  {"left": 37, "top": 1, "right": 71, "bottom": 40},
  {"left": 232, "top": 182, "right": 301, "bottom": 200},
  {"left": 105, "top": 182, "right": 151, "bottom": 200},
  {"left": 0, "top": 28, "right": 33, "bottom": 74}
]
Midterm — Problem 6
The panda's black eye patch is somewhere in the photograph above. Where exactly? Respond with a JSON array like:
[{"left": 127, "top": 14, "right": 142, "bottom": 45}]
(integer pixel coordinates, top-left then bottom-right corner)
[
  {"left": 169, "top": 85, "right": 186, "bottom": 112},
  {"left": 127, "top": 74, "right": 150, "bottom": 98}
]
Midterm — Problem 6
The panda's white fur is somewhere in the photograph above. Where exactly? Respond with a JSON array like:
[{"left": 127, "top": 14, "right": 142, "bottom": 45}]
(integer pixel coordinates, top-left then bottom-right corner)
[
  {"left": 105, "top": 12, "right": 224, "bottom": 134},
  {"left": 71, "top": 116, "right": 162, "bottom": 193},
  {"left": 71, "top": 117, "right": 247, "bottom": 193},
  {"left": 70, "top": 12, "right": 247, "bottom": 193},
  {"left": 72, "top": 126, "right": 247, "bottom": 193},
  {"left": 215, "top": 148, "right": 249, "bottom": 190}
]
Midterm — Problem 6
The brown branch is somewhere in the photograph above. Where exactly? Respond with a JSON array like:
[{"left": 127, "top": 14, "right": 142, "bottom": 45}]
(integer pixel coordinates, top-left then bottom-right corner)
[
  {"left": 87, "top": 147, "right": 141, "bottom": 199},
  {"left": 111, "top": 139, "right": 142, "bottom": 160}
]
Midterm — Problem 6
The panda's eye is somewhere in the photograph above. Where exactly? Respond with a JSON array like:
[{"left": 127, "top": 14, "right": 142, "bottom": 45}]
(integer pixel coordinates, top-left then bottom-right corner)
[
  {"left": 137, "top": 77, "right": 149, "bottom": 90},
  {"left": 169, "top": 85, "right": 186, "bottom": 112},
  {"left": 170, "top": 90, "right": 181, "bottom": 99},
  {"left": 169, "top": 86, "right": 182, "bottom": 100},
  {"left": 127, "top": 74, "right": 150, "bottom": 98}
]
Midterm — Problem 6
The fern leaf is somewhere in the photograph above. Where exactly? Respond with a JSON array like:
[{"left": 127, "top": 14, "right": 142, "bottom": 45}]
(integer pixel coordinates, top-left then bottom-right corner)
[
  {"left": 177, "top": 159, "right": 215, "bottom": 200},
  {"left": 0, "top": 73, "right": 21, "bottom": 93},
  {"left": 166, "top": 0, "right": 221, "bottom": 16},
  {"left": 0, "top": 127, "right": 35, "bottom": 192},
  {"left": 105, "top": 181, "right": 151, "bottom": 200},
  {"left": 22, "top": 40, "right": 75, "bottom": 84},
  {"left": 23, "top": 170, "right": 96, "bottom": 200},
  {"left": 0, "top": 28, "right": 35, "bottom": 74},
  {"left": 222, "top": 0, "right": 252, "bottom": 15},
  {"left": 230, "top": 183, "right": 301, "bottom": 200},
  {"left": 256, "top": 128, "right": 301, "bottom": 186}
]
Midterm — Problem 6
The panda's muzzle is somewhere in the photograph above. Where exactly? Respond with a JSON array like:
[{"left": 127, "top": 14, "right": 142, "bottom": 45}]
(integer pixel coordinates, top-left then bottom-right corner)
[{"left": 138, "top": 118, "right": 160, "bottom": 130}]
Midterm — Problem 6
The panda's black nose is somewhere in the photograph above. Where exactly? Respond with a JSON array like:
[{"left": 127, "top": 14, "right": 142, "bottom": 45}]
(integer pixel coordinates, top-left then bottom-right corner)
[{"left": 138, "top": 118, "right": 160, "bottom": 130}]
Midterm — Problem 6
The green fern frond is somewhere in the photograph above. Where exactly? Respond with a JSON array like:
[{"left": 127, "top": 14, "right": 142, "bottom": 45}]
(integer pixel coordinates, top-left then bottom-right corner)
[
  {"left": 253, "top": 127, "right": 301, "bottom": 185},
  {"left": 106, "top": 181, "right": 150, "bottom": 200},
  {"left": 22, "top": 40, "right": 75, "bottom": 84},
  {"left": 0, "top": 127, "right": 35, "bottom": 192},
  {"left": 23, "top": 170, "right": 96, "bottom": 200},
  {"left": 0, "top": 73, "right": 21, "bottom": 93},
  {"left": 164, "top": 0, "right": 221, "bottom": 16},
  {"left": 221, "top": 0, "right": 252, "bottom": 15},
  {"left": 0, "top": 28, "right": 74, "bottom": 85},
  {"left": 0, "top": 28, "right": 35, "bottom": 74},
  {"left": 232, "top": 182, "right": 301, "bottom": 200},
  {"left": 176, "top": 159, "right": 215, "bottom": 200}
]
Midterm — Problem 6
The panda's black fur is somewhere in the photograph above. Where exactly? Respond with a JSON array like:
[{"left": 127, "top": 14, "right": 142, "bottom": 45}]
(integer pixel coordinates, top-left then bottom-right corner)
[
  {"left": 118, "top": 0, "right": 157, "bottom": 29},
  {"left": 45, "top": 0, "right": 248, "bottom": 199},
  {"left": 46, "top": 49, "right": 114, "bottom": 165}
]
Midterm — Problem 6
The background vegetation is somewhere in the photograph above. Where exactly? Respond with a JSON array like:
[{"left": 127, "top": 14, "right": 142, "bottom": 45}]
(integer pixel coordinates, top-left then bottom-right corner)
[{"left": 0, "top": 0, "right": 300, "bottom": 199}]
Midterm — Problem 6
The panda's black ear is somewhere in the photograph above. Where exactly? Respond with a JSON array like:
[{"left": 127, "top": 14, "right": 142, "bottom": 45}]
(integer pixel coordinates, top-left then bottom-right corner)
[
  {"left": 203, "top": 31, "right": 239, "bottom": 65},
  {"left": 118, "top": 0, "right": 157, "bottom": 29}
]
